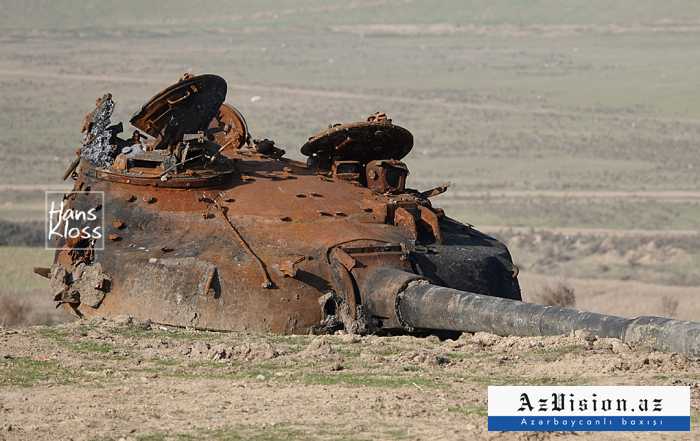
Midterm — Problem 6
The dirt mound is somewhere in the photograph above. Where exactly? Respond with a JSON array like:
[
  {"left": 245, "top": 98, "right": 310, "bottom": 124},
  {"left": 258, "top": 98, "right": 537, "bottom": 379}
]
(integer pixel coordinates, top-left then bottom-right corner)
[{"left": 302, "top": 337, "right": 334, "bottom": 357}]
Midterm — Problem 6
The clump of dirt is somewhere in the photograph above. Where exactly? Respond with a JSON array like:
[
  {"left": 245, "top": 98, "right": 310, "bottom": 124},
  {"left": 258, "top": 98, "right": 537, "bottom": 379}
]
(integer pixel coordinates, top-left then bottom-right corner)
[
  {"left": 302, "top": 337, "right": 334, "bottom": 357},
  {"left": 184, "top": 341, "right": 281, "bottom": 362},
  {"left": 0, "top": 317, "right": 699, "bottom": 440},
  {"left": 393, "top": 350, "right": 451, "bottom": 366}
]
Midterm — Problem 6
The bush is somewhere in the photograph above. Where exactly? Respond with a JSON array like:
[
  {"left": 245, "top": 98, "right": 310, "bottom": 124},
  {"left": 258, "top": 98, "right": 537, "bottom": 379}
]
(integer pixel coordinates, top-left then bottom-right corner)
[
  {"left": 0, "top": 292, "right": 30, "bottom": 327},
  {"left": 537, "top": 281, "right": 575, "bottom": 308},
  {"left": 0, "top": 219, "right": 44, "bottom": 247}
]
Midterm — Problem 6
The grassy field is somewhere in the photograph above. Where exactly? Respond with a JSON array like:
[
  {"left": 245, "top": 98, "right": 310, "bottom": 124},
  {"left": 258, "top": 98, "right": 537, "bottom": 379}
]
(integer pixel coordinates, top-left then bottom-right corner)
[
  {"left": 439, "top": 193, "right": 700, "bottom": 230},
  {"left": 2, "top": 25, "right": 699, "bottom": 229},
  {"left": 0, "top": 2, "right": 699, "bottom": 321},
  {"left": 0, "top": 246, "right": 54, "bottom": 291},
  {"left": 1, "top": 26, "right": 698, "bottom": 188},
  {"left": 1, "top": 0, "right": 700, "bottom": 29}
]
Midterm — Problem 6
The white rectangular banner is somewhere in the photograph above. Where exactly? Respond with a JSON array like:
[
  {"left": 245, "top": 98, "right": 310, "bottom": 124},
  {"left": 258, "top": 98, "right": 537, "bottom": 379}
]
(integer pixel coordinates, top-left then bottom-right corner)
[{"left": 488, "top": 386, "right": 690, "bottom": 431}]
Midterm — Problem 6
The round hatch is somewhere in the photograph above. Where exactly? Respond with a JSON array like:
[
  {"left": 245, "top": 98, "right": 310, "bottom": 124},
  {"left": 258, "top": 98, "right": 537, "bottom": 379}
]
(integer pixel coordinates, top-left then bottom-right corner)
[{"left": 301, "top": 119, "right": 413, "bottom": 166}]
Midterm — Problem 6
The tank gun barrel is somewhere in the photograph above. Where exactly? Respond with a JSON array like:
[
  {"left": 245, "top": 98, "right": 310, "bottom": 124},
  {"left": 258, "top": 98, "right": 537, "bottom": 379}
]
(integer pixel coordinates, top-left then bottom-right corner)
[{"left": 360, "top": 269, "right": 700, "bottom": 358}]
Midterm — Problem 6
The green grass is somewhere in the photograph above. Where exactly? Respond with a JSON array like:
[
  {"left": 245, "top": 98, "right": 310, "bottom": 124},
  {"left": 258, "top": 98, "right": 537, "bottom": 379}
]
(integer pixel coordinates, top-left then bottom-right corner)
[
  {"left": 0, "top": 246, "right": 54, "bottom": 291},
  {"left": 38, "top": 326, "right": 115, "bottom": 354},
  {"left": 466, "top": 372, "right": 587, "bottom": 386},
  {"left": 503, "top": 344, "right": 587, "bottom": 362},
  {"left": 448, "top": 404, "right": 488, "bottom": 417},
  {"left": 300, "top": 372, "right": 441, "bottom": 389},
  {"left": 127, "top": 360, "right": 443, "bottom": 389},
  {"left": 0, "top": 358, "right": 85, "bottom": 387},
  {"left": 369, "top": 345, "right": 411, "bottom": 357},
  {"left": 111, "top": 325, "right": 230, "bottom": 342},
  {"left": 444, "top": 352, "right": 503, "bottom": 361},
  {"left": 135, "top": 421, "right": 408, "bottom": 441},
  {"left": 1, "top": 26, "right": 699, "bottom": 190},
  {"left": 538, "top": 344, "right": 586, "bottom": 362}
]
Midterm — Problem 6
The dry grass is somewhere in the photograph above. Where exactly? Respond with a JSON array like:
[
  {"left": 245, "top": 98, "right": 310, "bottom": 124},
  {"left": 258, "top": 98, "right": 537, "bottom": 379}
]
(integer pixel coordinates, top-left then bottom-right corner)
[
  {"left": 536, "top": 280, "right": 576, "bottom": 308},
  {"left": 0, "top": 290, "right": 73, "bottom": 328},
  {"left": 498, "top": 229, "right": 700, "bottom": 287},
  {"left": 661, "top": 295, "right": 679, "bottom": 318},
  {"left": 0, "top": 292, "right": 30, "bottom": 327}
]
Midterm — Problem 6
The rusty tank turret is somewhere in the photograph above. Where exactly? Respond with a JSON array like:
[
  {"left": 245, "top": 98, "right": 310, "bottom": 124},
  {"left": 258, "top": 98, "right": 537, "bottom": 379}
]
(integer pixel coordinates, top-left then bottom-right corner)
[{"left": 37, "top": 74, "right": 700, "bottom": 357}]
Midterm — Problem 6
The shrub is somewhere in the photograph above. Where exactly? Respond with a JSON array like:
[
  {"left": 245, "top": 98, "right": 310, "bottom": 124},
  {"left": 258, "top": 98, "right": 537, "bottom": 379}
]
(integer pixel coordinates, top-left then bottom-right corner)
[
  {"left": 0, "top": 219, "right": 44, "bottom": 247},
  {"left": 537, "top": 281, "right": 575, "bottom": 308},
  {"left": 0, "top": 292, "right": 30, "bottom": 327}
]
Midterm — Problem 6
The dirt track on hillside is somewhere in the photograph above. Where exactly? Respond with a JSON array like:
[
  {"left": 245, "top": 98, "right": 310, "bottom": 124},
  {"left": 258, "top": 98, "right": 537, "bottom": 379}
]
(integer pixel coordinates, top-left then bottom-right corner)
[{"left": 2, "top": 68, "right": 699, "bottom": 126}]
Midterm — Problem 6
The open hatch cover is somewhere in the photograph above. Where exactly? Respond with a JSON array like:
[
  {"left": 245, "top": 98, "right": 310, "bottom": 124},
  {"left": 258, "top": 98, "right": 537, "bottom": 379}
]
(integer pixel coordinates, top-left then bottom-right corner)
[
  {"left": 301, "top": 118, "right": 413, "bottom": 165},
  {"left": 130, "top": 74, "right": 227, "bottom": 150}
]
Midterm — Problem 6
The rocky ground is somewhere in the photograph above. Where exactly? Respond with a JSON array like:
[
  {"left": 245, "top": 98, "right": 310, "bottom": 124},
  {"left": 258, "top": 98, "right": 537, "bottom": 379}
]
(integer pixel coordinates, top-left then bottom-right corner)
[{"left": 0, "top": 316, "right": 698, "bottom": 440}]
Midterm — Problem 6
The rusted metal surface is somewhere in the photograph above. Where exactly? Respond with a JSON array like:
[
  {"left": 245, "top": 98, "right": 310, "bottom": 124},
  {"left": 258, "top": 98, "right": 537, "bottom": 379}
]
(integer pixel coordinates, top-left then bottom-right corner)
[
  {"left": 43, "top": 73, "right": 523, "bottom": 335},
  {"left": 301, "top": 118, "right": 413, "bottom": 170},
  {"left": 207, "top": 103, "right": 250, "bottom": 150},
  {"left": 62, "top": 152, "right": 82, "bottom": 181},
  {"left": 365, "top": 159, "right": 409, "bottom": 193},
  {"left": 214, "top": 201, "right": 273, "bottom": 289},
  {"left": 39, "top": 73, "right": 700, "bottom": 357},
  {"left": 130, "top": 74, "right": 227, "bottom": 151}
]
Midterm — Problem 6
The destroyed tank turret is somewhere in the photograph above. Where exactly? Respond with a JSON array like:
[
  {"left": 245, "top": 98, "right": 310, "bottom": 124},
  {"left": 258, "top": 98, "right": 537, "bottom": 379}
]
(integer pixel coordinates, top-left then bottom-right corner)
[{"left": 37, "top": 74, "right": 700, "bottom": 358}]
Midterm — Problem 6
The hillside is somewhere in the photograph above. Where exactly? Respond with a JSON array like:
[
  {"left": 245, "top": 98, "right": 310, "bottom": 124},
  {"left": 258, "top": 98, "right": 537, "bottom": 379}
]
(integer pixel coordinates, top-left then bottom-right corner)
[{"left": 1, "top": 0, "right": 700, "bottom": 30}]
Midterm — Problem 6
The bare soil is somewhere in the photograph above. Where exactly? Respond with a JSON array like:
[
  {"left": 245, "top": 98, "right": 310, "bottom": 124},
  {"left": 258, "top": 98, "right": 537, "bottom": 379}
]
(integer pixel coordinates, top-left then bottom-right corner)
[{"left": 0, "top": 317, "right": 699, "bottom": 441}]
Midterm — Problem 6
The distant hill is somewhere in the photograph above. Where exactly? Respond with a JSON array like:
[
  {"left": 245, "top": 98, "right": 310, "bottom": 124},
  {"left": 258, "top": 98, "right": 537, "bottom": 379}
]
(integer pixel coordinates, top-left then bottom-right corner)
[{"left": 0, "top": 0, "right": 698, "bottom": 30}]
